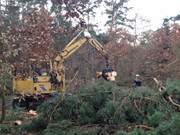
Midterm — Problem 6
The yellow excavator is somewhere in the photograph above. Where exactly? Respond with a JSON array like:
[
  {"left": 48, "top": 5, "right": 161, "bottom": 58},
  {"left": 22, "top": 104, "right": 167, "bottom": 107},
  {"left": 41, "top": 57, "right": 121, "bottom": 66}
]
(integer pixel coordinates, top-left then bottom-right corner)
[{"left": 12, "top": 28, "right": 117, "bottom": 110}]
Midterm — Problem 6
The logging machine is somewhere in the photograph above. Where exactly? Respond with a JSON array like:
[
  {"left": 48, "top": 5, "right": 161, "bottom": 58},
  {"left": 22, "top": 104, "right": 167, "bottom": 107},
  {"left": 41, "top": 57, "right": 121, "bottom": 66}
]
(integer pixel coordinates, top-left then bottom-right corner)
[{"left": 12, "top": 28, "right": 117, "bottom": 110}]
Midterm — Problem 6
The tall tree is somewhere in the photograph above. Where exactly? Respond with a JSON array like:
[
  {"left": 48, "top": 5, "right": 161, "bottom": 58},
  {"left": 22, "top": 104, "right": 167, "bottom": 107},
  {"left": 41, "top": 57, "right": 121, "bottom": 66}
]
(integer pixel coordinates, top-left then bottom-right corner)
[
  {"left": 5, "top": 7, "right": 54, "bottom": 70},
  {"left": 0, "top": 16, "right": 13, "bottom": 123},
  {"left": 5, "top": 0, "right": 20, "bottom": 26},
  {"left": 105, "top": 0, "right": 132, "bottom": 33}
]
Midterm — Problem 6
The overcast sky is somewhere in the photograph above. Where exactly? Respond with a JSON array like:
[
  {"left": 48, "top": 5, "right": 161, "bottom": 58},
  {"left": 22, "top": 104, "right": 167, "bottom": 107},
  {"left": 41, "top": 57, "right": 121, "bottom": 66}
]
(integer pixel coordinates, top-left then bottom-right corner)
[
  {"left": 94, "top": 0, "right": 180, "bottom": 33},
  {"left": 129, "top": 0, "right": 180, "bottom": 31}
]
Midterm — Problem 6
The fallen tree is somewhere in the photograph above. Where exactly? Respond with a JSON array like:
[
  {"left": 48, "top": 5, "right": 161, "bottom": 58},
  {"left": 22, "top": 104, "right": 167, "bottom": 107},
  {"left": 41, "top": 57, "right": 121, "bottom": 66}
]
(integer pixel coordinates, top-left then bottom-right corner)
[{"left": 153, "top": 78, "right": 180, "bottom": 109}]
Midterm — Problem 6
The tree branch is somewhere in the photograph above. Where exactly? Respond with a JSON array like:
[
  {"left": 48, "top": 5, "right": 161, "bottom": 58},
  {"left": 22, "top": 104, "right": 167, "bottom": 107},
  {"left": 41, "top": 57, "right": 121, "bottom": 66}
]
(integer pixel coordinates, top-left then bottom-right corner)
[{"left": 168, "top": 96, "right": 180, "bottom": 108}]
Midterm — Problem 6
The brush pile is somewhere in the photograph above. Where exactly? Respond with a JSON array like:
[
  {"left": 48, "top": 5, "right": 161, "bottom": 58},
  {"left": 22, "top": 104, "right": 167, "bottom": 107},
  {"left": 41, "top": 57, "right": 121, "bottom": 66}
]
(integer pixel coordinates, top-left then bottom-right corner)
[{"left": 21, "top": 80, "right": 180, "bottom": 135}]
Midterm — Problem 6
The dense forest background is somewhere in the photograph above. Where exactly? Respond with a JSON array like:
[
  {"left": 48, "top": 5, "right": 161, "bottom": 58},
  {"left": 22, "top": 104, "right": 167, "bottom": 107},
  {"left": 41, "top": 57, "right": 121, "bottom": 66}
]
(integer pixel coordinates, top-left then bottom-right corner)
[
  {"left": 0, "top": 0, "right": 180, "bottom": 88},
  {"left": 0, "top": 1, "right": 180, "bottom": 135}
]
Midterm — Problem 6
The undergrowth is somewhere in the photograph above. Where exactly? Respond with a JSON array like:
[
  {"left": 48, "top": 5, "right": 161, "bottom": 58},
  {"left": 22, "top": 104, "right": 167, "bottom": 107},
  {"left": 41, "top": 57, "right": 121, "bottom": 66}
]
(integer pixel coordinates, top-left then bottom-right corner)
[{"left": 2, "top": 80, "right": 179, "bottom": 135}]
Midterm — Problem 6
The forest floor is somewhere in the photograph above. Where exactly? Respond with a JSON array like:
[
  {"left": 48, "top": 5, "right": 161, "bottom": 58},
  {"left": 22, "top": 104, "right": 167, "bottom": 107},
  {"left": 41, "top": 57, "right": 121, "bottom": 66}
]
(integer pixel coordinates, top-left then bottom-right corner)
[{"left": 0, "top": 96, "right": 37, "bottom": 135}]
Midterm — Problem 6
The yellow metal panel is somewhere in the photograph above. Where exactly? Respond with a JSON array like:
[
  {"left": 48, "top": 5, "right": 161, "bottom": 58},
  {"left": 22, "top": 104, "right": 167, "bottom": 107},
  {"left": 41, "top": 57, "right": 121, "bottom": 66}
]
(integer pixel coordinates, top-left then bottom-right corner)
[
  {"left": 13, "top": 79, "right": 34, "bottom": 94},
  {"left": 33, "top": 82, "right": 52, "bottom": 94},
  {"left": 13, "top": 79, "right": 52, "bottom": 94},
  {"left": 36, "top": 76, "right": 50, "bottom": 82}
]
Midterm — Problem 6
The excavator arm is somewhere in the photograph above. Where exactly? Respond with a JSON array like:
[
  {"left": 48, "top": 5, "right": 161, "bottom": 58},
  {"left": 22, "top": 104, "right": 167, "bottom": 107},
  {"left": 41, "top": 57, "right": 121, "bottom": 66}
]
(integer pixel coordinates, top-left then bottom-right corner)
[
  {"left": 54, "top": 37, "right": 88, "bottom": 64},
  {"left": 51, "top": 29, "right": 116, "bottom": 93},
  {"left": 54, "top": 32, "right": 108, "bottom": 65},
  {"left": 88, "top": 38, "right": 109, "bottom": 67}
]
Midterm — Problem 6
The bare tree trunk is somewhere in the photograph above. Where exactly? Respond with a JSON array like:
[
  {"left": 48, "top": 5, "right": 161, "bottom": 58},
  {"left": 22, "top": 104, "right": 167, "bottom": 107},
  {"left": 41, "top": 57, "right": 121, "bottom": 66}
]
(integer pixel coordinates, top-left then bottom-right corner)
[{"left": 0, "top": 84, "right": 6, "bottom": 123}]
